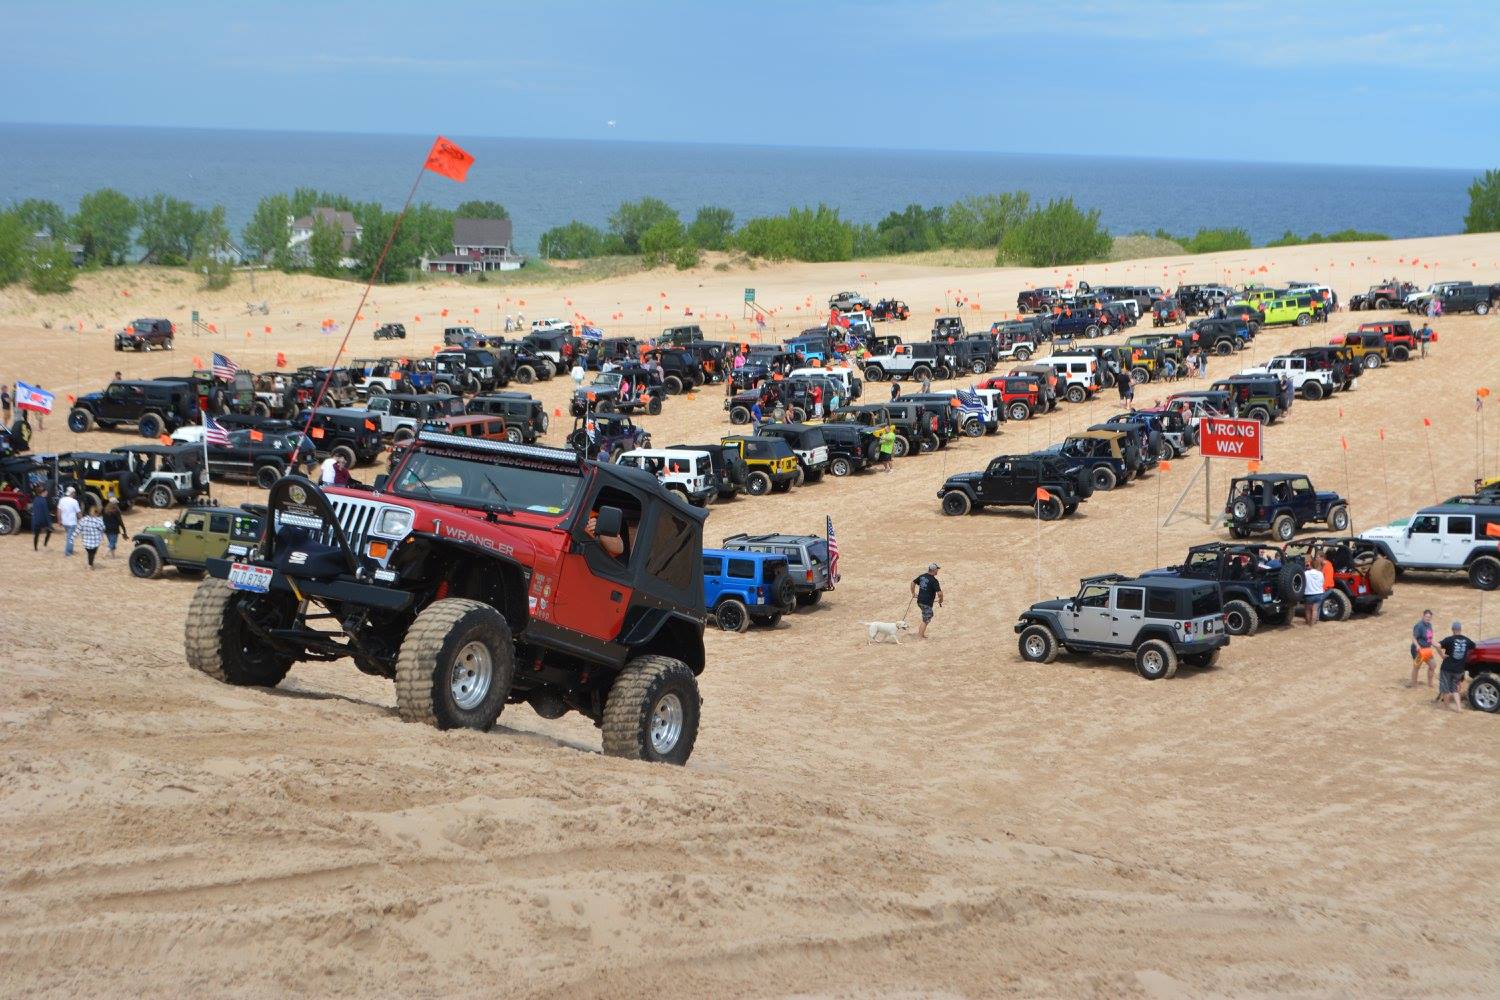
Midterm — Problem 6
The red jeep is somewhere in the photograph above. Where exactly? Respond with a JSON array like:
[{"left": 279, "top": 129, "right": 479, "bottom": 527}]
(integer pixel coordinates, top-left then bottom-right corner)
[
  {"left": 1283, "top": 537, "right": 1395, "bottom": 620},
  {"left": 1464, "top": 640, "right": 1500, "bottom": 713},
  {"left": 185, "top": 431, "right": 709, "bottom": 763},
  {"left": 978, "top": 374, "right": 1048, "bottom": 421},
  {"left": 1356, "top": 321, "right": 1418, "bottom": 361}
]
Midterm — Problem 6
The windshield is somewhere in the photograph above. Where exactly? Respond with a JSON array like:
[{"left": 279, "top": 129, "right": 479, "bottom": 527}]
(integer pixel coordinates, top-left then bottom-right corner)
[{"left": 391, "top": 446, "right": 581, "bottom": 516}]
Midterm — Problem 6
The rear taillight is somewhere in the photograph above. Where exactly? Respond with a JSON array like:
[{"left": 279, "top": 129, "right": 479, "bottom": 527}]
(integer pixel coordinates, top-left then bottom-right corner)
[
  {"left": 806, "top": 570, "right": 814, "bottom": 583},
  {"left": 757, "top": 586, "right": 765, "bottom": 600}
]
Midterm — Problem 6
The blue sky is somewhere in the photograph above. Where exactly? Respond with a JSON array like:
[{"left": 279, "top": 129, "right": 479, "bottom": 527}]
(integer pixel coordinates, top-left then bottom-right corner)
[{"left": 5, "top": 0, "right": 1498, "bottom": 168}]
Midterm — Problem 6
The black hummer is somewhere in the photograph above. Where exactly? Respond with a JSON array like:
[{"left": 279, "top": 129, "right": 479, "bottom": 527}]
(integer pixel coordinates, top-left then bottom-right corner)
[
  {"left": 1143, "top": 542, "right": 1306, "bottom": 636},
  {"left": 938, "top": 453, "right": 1092, "bottom": 519},
  {"left": 68, "top": 379, "right": 200, "bottom": 438}
]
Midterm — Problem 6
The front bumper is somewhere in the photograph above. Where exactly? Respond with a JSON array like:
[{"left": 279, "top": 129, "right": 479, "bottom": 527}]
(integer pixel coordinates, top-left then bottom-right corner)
[{"left": 206, "top": 557, "right": 414, "bottom": 612}]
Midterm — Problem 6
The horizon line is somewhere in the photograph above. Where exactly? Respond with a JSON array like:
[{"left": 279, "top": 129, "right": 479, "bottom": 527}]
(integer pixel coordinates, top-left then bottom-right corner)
[{"left": 0, "top": 119, "right": 1484, "bottom": 176}]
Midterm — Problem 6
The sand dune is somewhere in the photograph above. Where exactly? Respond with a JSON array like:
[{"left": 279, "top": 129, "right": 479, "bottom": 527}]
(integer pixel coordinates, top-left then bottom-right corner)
[{"left": 2, "top": 235, "right": 1499, "bottom": 997}]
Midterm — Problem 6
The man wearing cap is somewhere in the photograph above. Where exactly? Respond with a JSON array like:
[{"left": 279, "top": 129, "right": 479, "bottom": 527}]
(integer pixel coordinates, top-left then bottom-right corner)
[
  {"left": 1437, "top": 621, "right": 1474, "bottom": 712},
  {"left": 56, "top": 486, "right": 81, "bottom": 556},
  {"left": 910, "top": 563, "right": 944, "bottom": 640}
]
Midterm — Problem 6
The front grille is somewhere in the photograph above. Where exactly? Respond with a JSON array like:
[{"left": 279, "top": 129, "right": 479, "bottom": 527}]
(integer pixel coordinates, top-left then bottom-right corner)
[{"left": 311, "top": 494, "right": 398, "bottom": 566}]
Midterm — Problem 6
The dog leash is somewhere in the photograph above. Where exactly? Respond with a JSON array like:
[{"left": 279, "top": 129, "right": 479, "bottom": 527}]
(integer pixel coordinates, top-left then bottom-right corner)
[{"left": 901, "top": 596, "right": 913, "bottom": 622}]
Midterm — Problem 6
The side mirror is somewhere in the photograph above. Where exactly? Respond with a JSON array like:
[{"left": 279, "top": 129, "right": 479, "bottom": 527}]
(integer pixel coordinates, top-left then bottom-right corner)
[{"left": 594, "top": 505, "right": 624, "bottom": 539}]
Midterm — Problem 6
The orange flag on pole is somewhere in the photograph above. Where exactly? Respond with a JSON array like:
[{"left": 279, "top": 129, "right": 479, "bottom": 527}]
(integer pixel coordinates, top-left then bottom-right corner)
[
  {"left": 1036, "top": 487, "right": 1053, "bottom": 502},
  {"left": 424, "top": 136, "right": 474, "bottom": 182},
  {"left": 1486, "top": 523, "right": 1500, "bottom": 538}
]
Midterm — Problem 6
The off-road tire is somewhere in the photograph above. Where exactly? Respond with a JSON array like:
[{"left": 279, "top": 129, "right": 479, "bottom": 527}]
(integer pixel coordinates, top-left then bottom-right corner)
[
  {"left": 941, "top": 491, "right": 971, "bottom": 516},
  {"left": 147, "top": 483, "right": 175, "bottom": 509},
  {"left": 1247, "top": 405, "right": 1270, "bottom": 425},
  {"left": 1230, "top": 497, "right": 1253, "bottom": 521},
  {"left": 1036, "top": 496, "right": 1064, "bottom": 521},
  {"left": 1469, "top": 556, "right": 1500, "bottom": 591},
  {"left": 963, "top": 417, "right": 985, "bottom": 437},
  {"left": 1392, "top": 346, "right": 1410, "bottom": 361},
  {"left": 864, "top": 366, "right": 885, "bottom": 382},
  {"left": 129, "top": 544, "right": 163, "bottom": 579},
  {"left": 0, "top": 505, "right": 18, "bottom": 536},
  {"left": 255, "top": 464, "right": 282, "bottom": 489},
  {"left": 1277, "top": 561, "right": 1306, "bottom": 603},
  {"left": 367, "top": 383, "right": 387, "bottom": 395},
  {"left": 970, "top": 359, "right": 987, "bottom": 375},
  {"left": 1368, "top": 556, "right": 1396, "bottom": 596},
  {"left": 1320, "top": 588, "right": 1353, "bottom": 621},
  {"left": 771, "top": 479, "right": 792, "bottom": 493},
  {"left": 892, "top": 435, "right": 910, "bottom": 457},
  {"left": 602, "top": 655, "right": 700, "bottom": 764},
  {"left": 251, "top": 401, "right": 271, "bottom": 417},
  {"left": 1014, "top": 347, "right": 1032, "bottom": 361},
  {"left": 1374, "top": 297, "right": 1390, "bottom": 309},
  {"left": 829, "top": 456, "right": 853, "bottom": 477},
  {"left": 1327, "top": 504, "right": 1349, "bottom": 531},
  {"left": 1272, "top": 514, "right": 1296, "bottom": 542},
  {"left": 918, "top": 433, "right": 938, "bottom": 454},
  {"left": 1130, "top": 366, "right": 1151, "bottom": 385},
  {"left": 1085, "top": 324, "right": 1101, "bottom": 338},
  {"left": 1295, "top": 313, "right": 1311, "bottom": 327},
  {"left": 1302, "top": 381, "right": 1324, "bottom": 401},
  {"left": 911, "top": 365, "right": 932, "bottom": 383},
  {"left": 1477, "top": 302, "right": 1492, "bottom": 316},
  {"left": 516, "top": 365, "right": 536, "bottom": 384},
  {"left": 1364, "top": 354, "right": 1382, "bottom": 369},
  {"left": 647, "top": 396, "right": 663, "bottom": 416},
  {"left": 715, "top": 598, "right": 751, "bottom": 633},
  {"left": 789, "top": 406, "right": 806, "bottom": 423},
  {"left": 1467, "top": 673, "right": 1500, "bottom": 713},
  {"left": 1008, "top": 401, "right": 1031, "bottom": 421},
  {"left": 1185, "top": 649, "right": 1220, "bottom": 668},
  {"left": 1222, "top": 598, "right": 1259, "bottom": 636},
  {"left": 1091, "top": 466, "right": 1117, "bottom": 492},
  {"left": 138, "top": 412, "right": 165, "bottom": 439},
  {"left": 1135, "top": 639, "right": 1178, "bottom": 680},
  {"left": 746, "top": 470, "right": 772, "bottom": 496},
  {"left": 185, "top": 579, "right": 294, "bottom": 687},
  {"left": 68, "top": 408, "right": 96, "bottom": 433},
  {"left": 1064, "top": 385, "right": 1085, "bottom": 404},
  {"left": 332, "top": 444, "right": 358, "bottom": 467},
  {"left": 1017, "top": 624, "right": 1059, "bottom": 663},
  {"left": 395, "top": 598, "right": 515, "bottom": 730},
  {"left": 504, "top": 427, "right": 524, "bottom": 443},
  {"left": 664, "top": 375, "right": 684, "bottom": 395},
  {"left": 1215, "top": 340, "right": 1235, "bottom": 356},
  {"left": 796, "top": 590, "right": 823, "bottom": 608}
]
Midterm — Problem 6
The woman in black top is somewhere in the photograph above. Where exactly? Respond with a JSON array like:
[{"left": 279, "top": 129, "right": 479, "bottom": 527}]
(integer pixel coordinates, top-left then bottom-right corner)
[{"left": 102, "top": 499, "right": 127, "bottom": 559}]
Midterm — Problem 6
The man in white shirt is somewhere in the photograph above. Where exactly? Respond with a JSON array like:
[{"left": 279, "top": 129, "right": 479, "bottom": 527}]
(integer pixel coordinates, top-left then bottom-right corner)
[{"left": 56, "top": 486, "right": 81, "bottom": 556}]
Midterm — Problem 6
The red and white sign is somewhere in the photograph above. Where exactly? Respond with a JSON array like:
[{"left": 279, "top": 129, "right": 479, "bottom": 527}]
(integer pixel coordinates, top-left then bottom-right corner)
[{"left": 1199, "top": 416, "right": 1263, "bottom": 460}]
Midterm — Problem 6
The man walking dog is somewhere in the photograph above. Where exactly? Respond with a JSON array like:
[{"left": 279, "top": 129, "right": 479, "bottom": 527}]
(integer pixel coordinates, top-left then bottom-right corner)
[{"left": 910, "top": 563, "right": 943, "bottom": 639}]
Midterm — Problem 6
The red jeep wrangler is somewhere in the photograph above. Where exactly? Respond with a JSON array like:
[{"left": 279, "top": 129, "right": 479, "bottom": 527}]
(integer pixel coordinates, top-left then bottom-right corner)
[
  {"left": 185, "top": 431, "right": 709, "bottom": 763},
  {"left": 1356, "top": 321, "right": 1418, "bottom": 361},
  {"left": 978, "top": 374, "right": 1049, "bottom": 421},
  {"left": 1284, "top": 536, "right": 1395, "bottom": 620}
]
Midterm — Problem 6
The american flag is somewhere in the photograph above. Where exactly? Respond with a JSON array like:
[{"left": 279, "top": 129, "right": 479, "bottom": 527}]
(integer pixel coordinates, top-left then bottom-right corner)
[
  {"left": 211, "top": 352, "right": 240, "bottom": 382},
  {"left": 956, "top": 385, "right": 986, "bottom": 414},
  {"left": 826, "top": 514, "right": 840, "bottom": 583},
  {"left": 204, "top": 414, "right": 230, "bottom": 446}
]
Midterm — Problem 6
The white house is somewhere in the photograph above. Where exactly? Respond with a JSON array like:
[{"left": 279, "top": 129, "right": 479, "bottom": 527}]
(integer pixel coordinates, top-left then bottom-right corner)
[{"left": 288, "top": 207, "right": 362, "bottom": 268}]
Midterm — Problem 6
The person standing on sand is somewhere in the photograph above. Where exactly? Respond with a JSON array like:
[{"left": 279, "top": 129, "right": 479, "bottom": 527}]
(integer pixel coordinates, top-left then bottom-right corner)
[
  {"left": 1, "top": 382, "right": 10, "bottom": 425},
  {"left": 910, "top": 563, "right": 943, "bottom": 639},
  {"left": 1301, "top": 550, "right": 1325, "bottom": 625},
  {"left": 890, "top": 382, "right": 901, "bottom": 402},
  {"left": 1437, "top": 622, "right": 1473, "bottom": 712},
  {"left": 879, "top": 425, "right": 896, "bottom": 472},
  {"left": 1410, "top": 609, "right": 1437, "bottom": 688},
  {"left": 57, "top": 486, "right": 80, "bottom": 556},
  {"left": 102, "top": 499, "right": 126, "bottom": 558},
  {"left": 78, "top": 502, "right": 105, "bottom": 568},
  {"left": 30, "top": 486, "right": 52, "bottom": 550}
]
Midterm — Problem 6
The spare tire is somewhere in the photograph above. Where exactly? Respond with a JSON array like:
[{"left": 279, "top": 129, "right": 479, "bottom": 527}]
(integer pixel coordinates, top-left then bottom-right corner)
[
  {"left": 1277, "top": 559, "right": 1306, "bottom": 604},
  {"left": 1368, "top": 556, "right": 1396, "bottom": 597}
]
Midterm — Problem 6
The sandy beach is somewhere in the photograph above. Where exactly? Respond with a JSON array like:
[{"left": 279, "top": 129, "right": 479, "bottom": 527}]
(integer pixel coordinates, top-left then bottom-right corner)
[{"left": 3, "top": 235, "right": 1499, "bottom": 997}]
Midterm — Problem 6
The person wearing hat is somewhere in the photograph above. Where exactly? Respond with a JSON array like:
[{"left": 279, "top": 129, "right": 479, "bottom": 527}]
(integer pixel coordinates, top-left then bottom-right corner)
[
  {"left": 1437, "top": 621, "right": 1475, "bottom": 712},
  {"left": 910, "top": 563, "right": 944, "bottom": 640},
  {"left": 56, "top": 486, "right": 81, "bottom": 556}
]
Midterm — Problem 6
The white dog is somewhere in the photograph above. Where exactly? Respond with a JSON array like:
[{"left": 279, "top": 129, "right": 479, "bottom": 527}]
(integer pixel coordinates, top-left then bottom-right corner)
[{"left": 863, "top": 620, "right": 909, "bottom": 644}]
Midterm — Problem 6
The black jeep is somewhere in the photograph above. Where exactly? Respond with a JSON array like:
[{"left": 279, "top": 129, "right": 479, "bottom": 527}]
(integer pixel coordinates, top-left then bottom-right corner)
[
  {"left": 204, "top": 425, "right": 320, "bottom": 488},
  {"left": 372, "top": 322, "right": 406, "bottom": 340},
  {"left": 568, "top": 413, "right": 651, "bottom": 461},
  {"left": 812, "top": 420, "right": 881, "bottom": 477},
  {"left": 938, "top": 454, "right": 1092, "bottom": 519},
  {"left": 1144, "top": 542, "right": 1305, "bottom": 636},
  {"left": 68, "top": 379, "right": 200, "bottom": 438},
  {"left": 670, "top": 442, "right": 749, "bottom": 500},
  {"left": 466, "top": 392, "right": 549, "bottom": 444},
  {"left": 114, "top": 318, "right": 175, "bottom": 352},
  {"left": 301, "top": 408, "right": 387, "bottom": 467}
]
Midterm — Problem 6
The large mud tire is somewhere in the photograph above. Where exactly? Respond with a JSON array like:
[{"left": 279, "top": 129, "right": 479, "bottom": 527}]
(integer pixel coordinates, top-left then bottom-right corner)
[
  {"left": 184, "top": 579, "right": 294, "bottom": 687},
  {"left": 129, "top": 544, "right": 163, "bottom": 579},
  {"left": 1017, "top": 624, "right": 1059, "bottom": 663},
  {"left": 602, "top": 655, "right": 700, "bottom": 764},
  {"left": 1368, "top": 556, "right": 1396, "bottom": 597},
  {"left": 395, "top": 598, "right": 515, "bottom": 730},
  {"left": 1135, "top": 639, "right": 1178, "bottom": 680},
  {"left": 1222, "top": 598, "right": 1259, "bottom": 637}
]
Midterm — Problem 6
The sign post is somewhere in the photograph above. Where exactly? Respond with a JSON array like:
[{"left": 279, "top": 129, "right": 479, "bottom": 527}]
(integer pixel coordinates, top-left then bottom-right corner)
[{"left": 1163, "top": 416, "right": 1263, "bottom": 527}]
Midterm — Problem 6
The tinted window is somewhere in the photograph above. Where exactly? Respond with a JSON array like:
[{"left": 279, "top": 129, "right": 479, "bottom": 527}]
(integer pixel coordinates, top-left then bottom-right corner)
[
  {"left": 1190, "top": 588, "right": 1222, "bottom": 617},
  {"left": 1145, "top": 589, "right": 1178, "bottom": 617},
  {"left": 1115, "top": 587, "right": 1144, "bottom": 611},
  {"left": 209, "top": 514, "right": 231, "bottom": 534},
  {"left": 645, "top": 510, "right": 697, "bottom": 591},
  {"left": 727, "top": 558, "right": 756, "bottom": 579},
  {"left": 701, "top": 555, "right": 722, "bottom": 576},
  {"left": 1411, "top": 515, "right": 1440, "bottom": 534},
  {"left": 1447, "top": 515, "right": 1474, "bottom": 536}
]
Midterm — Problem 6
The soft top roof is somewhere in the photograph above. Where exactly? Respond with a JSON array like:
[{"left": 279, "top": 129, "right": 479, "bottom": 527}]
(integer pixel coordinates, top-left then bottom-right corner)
[
  {"left": 1121, "top": 575, "right": 1214, "bottom": 591},
  {"left": 1070, "top": 429, "right": 1123, "bottom": 440},
  {"left": 1230, "top": 472, "right": 1304, "bottom": 482},
  {"left": 109, "top": 443, "right": 201, "bottom": 456}
]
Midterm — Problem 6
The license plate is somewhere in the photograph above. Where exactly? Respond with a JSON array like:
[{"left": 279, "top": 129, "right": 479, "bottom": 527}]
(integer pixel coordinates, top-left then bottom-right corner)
[{"left": 227, "top": 562, "right": 273, "bottom": 593}]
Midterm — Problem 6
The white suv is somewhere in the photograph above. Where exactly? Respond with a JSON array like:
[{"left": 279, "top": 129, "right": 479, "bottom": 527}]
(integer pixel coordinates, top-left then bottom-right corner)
[
  {"left": 1239, "top": 356, "right": 1336, "bottom": 401},
  {"left": 1360, "top": 498, "right": 1500, "bottom": 590},
  {"left": 615, "top": 448, "right": 718, "bottom": 507},
  {"left": 1034, "top": 354, "right": 1102, "bottom": 403}
]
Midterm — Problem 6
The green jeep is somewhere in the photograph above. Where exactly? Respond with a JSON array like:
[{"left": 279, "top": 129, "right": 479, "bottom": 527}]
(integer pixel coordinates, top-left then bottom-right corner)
[
  {"left": 128, "top": 504, "right": 264, "bottom": 579},
  {"left": 1260, "top": 294, "right": 1322, "bottom": 327}
]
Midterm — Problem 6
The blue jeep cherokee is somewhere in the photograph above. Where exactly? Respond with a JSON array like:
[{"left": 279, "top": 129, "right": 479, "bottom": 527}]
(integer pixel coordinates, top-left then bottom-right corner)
[{"left": 702, "top": 548, "right": 796, "bottom": 632}]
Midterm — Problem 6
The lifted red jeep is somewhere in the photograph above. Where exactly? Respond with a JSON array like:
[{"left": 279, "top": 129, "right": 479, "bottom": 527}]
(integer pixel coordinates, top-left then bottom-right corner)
[
  {"left": 185, "top": 430, "right": 709, "bottom": 763},
  {"left": 1356, "top": 320, "right": 1419, "bottom": 361}
]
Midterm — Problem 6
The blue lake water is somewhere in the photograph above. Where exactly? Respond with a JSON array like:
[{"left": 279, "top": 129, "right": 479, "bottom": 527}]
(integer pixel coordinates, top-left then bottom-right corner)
[{"left": 0, "top": 123, "right": 1476, "bottom": 252}]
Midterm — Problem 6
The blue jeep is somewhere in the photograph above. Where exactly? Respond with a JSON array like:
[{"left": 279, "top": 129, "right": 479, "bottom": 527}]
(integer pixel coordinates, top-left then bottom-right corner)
[
  {"left": 1225, "top": 473, "right": 1350, "bottom": 541},
  {"left": 702, "top": 548, "right": 796, "bottom": 632}
]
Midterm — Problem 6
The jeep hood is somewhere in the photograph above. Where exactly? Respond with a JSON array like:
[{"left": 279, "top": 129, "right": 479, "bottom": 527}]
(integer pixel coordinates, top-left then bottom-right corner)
[
  {"left": 79, "top": 391, "right": 104, "bottom": 404},
  {"left": 944, "top": 471, "right": 982, "bottom": 487},
  {"left": 1027, "top": 598, "right": 1069, "bottom": 614},
  {"left": 1359, "top": 524, "right": 1405, "bottom": 542}
]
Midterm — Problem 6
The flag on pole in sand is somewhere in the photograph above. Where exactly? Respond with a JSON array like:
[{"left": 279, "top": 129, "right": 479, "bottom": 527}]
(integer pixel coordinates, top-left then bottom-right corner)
[
  {"left": 211, "top": 352, "right": 240, "bottom": 382},
  {"left": 14, "top": 380, "right": 54, "bottom": 414},
  {"left": 424, "top": 136, "right": 475, "bottom": 182},
  {"left": 204, "top": 414, "right": 230, "bottom": 446}
]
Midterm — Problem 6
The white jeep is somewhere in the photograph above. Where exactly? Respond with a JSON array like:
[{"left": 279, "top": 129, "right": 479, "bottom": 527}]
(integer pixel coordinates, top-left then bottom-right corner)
[
  {"left": 615, "top": 448, "right": 718, "bottom": 507},
  {"left": 1360, "top": 498, "right": 1500, "bottom": 590},
  {"left": 1238, "top": 356, "right": 1336, "bottom": 401}
]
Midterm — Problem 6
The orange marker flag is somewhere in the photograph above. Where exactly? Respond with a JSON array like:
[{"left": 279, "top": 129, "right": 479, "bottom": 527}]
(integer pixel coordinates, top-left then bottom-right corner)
[
  {"left": 158, "top": 434, "right": 173, "bottom": 446},
  {"left": 249, "top": 430, "right": 265, "bottom": 443},
  {"left": 1379, "top": 427, "right": 1385, "bottom": 441},
  {"left": 424, "top": 136, "right": 474, "bottom": 182},
  {"left": 1159, "top": 460, "right": 1172, "bottom": 472},
  {"left": 1423, "top": 417, "right": 1432, "bottom": 427},
  {"left": 1487, "top": 523, "right": 1500, "bottom": 538},
  {"left": 1340, "top": 436, "right": 1349, "bottom": 451},
  {"left": 1035, "top": 487, "right": 1053, "bottom": 502},
  {"left": 1248, "top": 460, "right": 1261, "bottom": 472}
]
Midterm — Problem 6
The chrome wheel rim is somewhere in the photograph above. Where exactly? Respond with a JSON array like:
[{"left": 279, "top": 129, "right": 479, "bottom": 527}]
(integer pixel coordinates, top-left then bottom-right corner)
[
  {"left": 1142, "top": 650, "right": 1164, "bottom": 674},
  {"left": 649, "top": 692, "right": 684, "bottom": 754},
  {"left": 1024, "top": 634, "right": 1047, "bottom": 659},
  {"left": 1473, "top": 682, "right": 1499, "bottom": 712},
  {"left": 450, "top": 640, "right": 493, "bottom": 710}
]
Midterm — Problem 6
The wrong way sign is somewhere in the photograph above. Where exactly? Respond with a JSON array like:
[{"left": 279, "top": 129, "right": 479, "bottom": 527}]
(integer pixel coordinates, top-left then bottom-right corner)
[{"left": 1200, "top": 416, "right": 1263, "bottom": 460}]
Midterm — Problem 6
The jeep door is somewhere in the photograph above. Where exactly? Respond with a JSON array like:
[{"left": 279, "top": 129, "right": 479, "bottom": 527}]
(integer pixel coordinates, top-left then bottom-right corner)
[
  {"left": 981, "top": 459, "right": 1018, "bottom": 502},
  {"left": 1111, "top": 585, "right": 1146, "bottom": 644},
  {"left": 1402, "top": 514, "right": 1445, "bottom": 566},
  {"left": 553, "top": 482, "right": 644, "bottom": 643},
  {"left": 1288, "top": 476, "right": 1316, "bottom": 521},
  {"left": 173, "top": 510, "right": 211, "bottom": 564},
  {"left": 1442, "top": 514, "right": 1477, "bottom": 563},
  {"left": 1065, "top": 583, "right": 1115, "bottom": 643},
  {"left": 101, "top": 384, "right": 137, "bottom": 422}
]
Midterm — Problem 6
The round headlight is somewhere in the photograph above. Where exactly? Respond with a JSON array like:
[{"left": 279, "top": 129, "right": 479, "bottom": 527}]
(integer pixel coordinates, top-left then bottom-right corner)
[{"left": 376, "top": 507, "right": 414, "bottom": 536}]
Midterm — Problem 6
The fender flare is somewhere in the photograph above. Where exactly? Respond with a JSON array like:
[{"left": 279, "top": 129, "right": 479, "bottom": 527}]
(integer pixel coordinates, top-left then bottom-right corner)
[
  {"left": 1463, "top": 545, "right": 1500, "bottom": 566},
  {"left": 1133, "top": 626, "right": 1179, "bottom": 648},
  {"left": 394, "top": 531, "right": 532, "bottom": 633}
]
